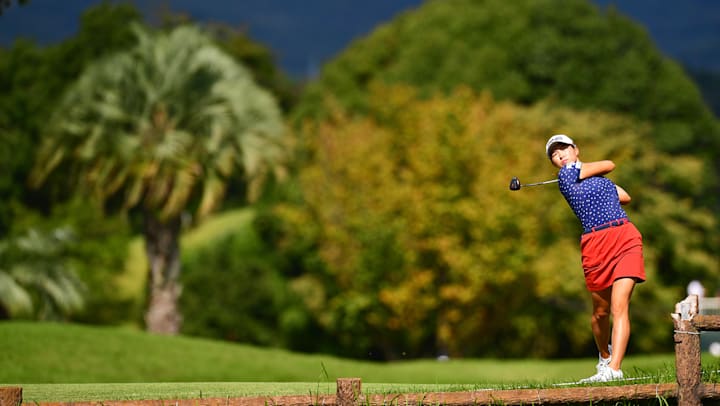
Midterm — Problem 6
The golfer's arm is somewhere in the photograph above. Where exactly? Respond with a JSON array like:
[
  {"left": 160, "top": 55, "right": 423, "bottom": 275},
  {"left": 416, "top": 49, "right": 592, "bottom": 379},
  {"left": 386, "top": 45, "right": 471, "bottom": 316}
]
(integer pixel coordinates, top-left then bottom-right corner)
[
  {"left": 579, "top": 160, "right": 615, "bottom": 179},
  {"left": 616, "top": 185, "right": 631, "bottom": 205}
]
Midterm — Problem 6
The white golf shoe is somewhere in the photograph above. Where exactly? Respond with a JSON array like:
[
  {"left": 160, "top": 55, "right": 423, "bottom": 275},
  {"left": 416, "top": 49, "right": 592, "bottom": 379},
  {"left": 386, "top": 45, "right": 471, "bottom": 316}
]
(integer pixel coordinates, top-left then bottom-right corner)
[{"left": 579, "top": 365, "right": 624, "bottom": 383}]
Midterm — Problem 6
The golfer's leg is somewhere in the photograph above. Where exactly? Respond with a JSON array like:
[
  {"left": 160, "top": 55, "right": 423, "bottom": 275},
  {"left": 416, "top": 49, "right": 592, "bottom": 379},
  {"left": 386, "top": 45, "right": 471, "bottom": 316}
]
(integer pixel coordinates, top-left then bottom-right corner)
[
  {"left": 590, "top": 288, "right": 612, "bottom": 359},
  {"left": 607, "top": 277, "right": 636, "bottom": 371}
]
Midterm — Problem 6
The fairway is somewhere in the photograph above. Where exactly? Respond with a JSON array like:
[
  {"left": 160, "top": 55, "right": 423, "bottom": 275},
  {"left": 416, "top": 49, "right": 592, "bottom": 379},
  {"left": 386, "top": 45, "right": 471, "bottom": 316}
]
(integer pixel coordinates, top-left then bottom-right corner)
[
  {"left": 0, "top": 322, "right": 680, "bottom": 384},
  {"left": 4, "top": 321, "right": 714, "bottom": 403}
]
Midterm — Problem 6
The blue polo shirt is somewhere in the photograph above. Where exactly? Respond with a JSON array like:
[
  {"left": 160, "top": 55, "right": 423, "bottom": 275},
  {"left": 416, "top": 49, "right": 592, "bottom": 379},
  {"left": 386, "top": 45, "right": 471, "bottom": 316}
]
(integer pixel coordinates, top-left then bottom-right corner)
[{"left": 558, "top": 161, "right": 627, "bottom": 231}]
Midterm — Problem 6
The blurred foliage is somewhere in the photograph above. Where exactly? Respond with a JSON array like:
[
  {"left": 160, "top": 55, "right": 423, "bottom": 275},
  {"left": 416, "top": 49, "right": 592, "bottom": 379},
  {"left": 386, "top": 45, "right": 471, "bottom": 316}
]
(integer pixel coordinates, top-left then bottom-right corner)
[
  {"left": 0, "top": 225, "right": 85, "bottom": 320},
  {"left": 180, "top": 230, "right": 286, "bottom": 346},
  {"left": 0, "top": 0, "right": 297, "bottom": 242},
  {"left": 178, "top": 207, "right": 336, "bottom": 353},
  {"left": 0, "top": 2, "right": 295, "bottom": 231},
  {"left": 0, "top": 3, "right": 141, "bottom": 324},
  {"left": 280, "top": 0, "right": 719, "bottom": 359},
  {"left": 273, "top": 84, "right": 717, "bottom": 359},
  {"left": 28, "top": 22, "right": 286, "bottom": 333},
  {"left": 9, "top": 199, "right": 134, "bottom": 324},
  {"left": 294, "top": 0, "right": 719, "bottom": 197},
  {"left": 29, "top": 23, "right": 285, "bottom": 223},
  {"left": 0, "top": 1, "right": 294, "bottom": 328},
  {"left": 0, "top": 3, "right": 142, "bottom": 234}
]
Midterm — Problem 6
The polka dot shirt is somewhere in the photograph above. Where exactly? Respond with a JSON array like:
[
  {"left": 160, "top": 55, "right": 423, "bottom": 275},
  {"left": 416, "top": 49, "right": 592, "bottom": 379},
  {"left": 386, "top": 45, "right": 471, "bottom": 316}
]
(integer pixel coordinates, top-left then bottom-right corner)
[{"left": 558, "top": 161, "right": 627, "bottom": 232}]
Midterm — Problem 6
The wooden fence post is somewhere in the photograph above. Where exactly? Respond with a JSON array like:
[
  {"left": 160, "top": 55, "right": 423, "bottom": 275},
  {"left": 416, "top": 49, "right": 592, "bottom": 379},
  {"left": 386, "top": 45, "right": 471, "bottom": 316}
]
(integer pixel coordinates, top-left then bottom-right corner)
[
  {"left": 337, "top": 378, "right": 362, "bottom": 406},
  {"left": 0, "top": 386, "right": 22, "bottom": 406},
  {"left": 673, "top": 295, "right": 702, "bottom": 406}
]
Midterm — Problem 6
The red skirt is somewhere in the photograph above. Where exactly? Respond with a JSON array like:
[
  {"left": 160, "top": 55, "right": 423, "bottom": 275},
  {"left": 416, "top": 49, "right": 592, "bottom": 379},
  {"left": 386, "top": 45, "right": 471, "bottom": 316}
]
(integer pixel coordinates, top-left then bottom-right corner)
[{"left": 580, "top": 221, "right": 646, "bottom": 292}]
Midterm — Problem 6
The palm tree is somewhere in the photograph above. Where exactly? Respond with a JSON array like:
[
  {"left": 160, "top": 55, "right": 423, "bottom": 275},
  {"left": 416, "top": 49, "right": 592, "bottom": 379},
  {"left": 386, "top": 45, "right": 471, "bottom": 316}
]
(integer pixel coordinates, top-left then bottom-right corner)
[{"left": 30, "top": 24, "right": 285, "bottom": 334}]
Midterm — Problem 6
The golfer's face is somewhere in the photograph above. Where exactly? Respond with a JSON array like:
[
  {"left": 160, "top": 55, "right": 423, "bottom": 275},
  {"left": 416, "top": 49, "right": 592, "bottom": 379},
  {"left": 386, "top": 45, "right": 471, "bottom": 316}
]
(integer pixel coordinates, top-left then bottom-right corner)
[{"left": 550, "top": 144, "right": 578, "bottom": 168}]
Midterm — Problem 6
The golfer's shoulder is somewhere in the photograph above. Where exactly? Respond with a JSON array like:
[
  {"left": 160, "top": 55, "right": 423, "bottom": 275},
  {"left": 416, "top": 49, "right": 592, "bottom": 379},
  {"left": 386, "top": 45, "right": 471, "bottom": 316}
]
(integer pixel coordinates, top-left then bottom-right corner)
[{"left": 558, "top": 162, "right": 579, "bottom": 180}]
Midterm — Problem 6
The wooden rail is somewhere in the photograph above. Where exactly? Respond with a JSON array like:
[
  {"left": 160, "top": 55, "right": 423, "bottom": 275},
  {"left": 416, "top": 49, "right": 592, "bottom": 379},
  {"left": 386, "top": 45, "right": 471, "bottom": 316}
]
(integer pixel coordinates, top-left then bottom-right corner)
[{"left": 23, "top": 382, "right": 720, "bottom": 406}]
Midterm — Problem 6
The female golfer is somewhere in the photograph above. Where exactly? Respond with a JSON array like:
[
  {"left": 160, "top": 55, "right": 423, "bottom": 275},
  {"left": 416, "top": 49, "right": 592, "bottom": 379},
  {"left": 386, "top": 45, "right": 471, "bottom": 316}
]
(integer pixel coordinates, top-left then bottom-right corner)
[{"left": 545, "top": 134, "right": 646, "bottom": 383}]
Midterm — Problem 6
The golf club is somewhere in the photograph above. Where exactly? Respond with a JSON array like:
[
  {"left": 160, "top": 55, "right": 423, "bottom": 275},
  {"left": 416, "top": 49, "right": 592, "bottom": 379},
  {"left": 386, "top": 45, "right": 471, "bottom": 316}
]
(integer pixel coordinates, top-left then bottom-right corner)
[{"left": 509, "top": 176, "right": 558, "bottom": 191}]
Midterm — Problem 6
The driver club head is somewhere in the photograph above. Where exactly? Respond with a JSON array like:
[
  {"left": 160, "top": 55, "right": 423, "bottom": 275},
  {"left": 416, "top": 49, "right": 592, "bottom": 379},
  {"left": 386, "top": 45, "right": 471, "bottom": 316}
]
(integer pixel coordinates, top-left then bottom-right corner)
[{"left": 509, "top": 176, "right": 559, "bottom": 191}]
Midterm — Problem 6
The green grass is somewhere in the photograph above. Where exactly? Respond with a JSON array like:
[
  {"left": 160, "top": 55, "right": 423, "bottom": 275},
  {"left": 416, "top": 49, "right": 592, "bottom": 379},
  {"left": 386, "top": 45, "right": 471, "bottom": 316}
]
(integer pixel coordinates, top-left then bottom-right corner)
[
  {"left": 0, "top": 321, "right": 680, "bottom": 385},
  {"left": 3, "top": 321, "right": 709, "bottom": 403},
  {"left": 18, "top": 382, "right": 339, "bottom": 403}
]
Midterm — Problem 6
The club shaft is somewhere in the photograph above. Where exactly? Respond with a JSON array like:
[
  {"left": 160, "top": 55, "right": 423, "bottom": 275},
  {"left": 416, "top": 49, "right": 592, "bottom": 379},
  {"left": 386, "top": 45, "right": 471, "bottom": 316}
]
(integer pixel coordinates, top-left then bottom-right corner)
[{"left": 523, "top": 179, "right": 558, "bottom": 187}]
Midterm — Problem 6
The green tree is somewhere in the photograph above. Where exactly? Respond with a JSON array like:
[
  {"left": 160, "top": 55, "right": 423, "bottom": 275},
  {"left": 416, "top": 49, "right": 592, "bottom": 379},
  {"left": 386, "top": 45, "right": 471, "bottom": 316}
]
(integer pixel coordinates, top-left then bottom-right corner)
[
  {"left": 180, "top": 231, "right": 287, "bottom": 345},
  {"left": 294, "top": 0, "right": 718, "bottom": 207},
  {"left": 0, "top": 3, "right": 156, "bottom": 326},
  {"left": 0, "top": 3, "right": 141, "bottom": 235},
  {"left": 30, "top": 24, "right": 285, "bottom": 334},
  {"left": 290, "top": 0, "right": 719, "bottom": 301}
]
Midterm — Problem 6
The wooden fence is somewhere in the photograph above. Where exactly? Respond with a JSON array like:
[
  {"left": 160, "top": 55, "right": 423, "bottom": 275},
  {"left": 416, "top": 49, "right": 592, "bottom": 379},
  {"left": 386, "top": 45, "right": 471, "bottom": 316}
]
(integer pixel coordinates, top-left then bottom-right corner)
[{"left": 673, "top": 294, "right": 720, "bottom": 405}]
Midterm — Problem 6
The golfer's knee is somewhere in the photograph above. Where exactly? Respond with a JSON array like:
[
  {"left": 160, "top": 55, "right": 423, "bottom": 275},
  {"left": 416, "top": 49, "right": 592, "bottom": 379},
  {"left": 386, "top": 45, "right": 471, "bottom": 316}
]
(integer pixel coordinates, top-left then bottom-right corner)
[
  {"left": 591, "top": 307, "right": 610, "bottom": 323},
  {"left": 611, "top": 305, "right": 630, "bottom": 320}
]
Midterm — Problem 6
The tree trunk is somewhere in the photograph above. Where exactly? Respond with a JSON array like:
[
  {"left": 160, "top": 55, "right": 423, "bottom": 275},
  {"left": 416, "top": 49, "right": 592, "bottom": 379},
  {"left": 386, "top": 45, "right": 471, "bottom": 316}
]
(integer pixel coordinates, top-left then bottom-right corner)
[{"left": 143, "top": 213, "right": 183, "bottom": 334}]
